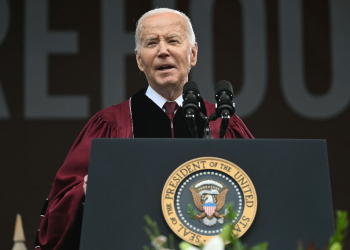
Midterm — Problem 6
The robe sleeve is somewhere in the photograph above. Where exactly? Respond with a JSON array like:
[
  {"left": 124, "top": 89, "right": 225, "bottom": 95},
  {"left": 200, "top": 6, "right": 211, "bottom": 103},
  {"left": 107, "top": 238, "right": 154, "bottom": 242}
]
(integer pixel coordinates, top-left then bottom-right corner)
[
  {"left": 37, "top": 108, "right": 121, "bottom": 250},
  {"left": 226, "top": 114, "right": 254, "bottom": 139}
]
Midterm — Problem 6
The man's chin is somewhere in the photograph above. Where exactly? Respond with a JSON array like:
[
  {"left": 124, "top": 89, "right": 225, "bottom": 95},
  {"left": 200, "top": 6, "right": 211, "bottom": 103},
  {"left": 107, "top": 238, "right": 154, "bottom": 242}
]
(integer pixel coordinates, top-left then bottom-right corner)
[{"left": 155, "top": 77, "right": 179, "bottom": 87}]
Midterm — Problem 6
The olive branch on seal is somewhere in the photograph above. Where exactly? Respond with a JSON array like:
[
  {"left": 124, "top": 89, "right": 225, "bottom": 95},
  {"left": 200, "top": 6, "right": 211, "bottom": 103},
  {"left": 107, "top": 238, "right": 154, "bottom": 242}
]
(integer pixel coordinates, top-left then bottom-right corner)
[{"left": 187, "top": 204, "right": 198, "bottom": 219}]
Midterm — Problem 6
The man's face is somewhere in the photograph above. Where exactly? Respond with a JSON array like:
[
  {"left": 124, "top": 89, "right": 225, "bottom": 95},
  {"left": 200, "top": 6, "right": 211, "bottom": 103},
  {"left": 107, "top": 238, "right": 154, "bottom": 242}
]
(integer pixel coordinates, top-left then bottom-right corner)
[{"left": 135, "top": 12, "right": 198, "bottom": 99}]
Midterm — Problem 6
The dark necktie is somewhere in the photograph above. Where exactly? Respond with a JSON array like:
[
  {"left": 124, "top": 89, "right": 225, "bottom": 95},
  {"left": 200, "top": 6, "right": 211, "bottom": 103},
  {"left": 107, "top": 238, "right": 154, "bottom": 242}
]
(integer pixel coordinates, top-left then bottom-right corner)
[{"left": 163, "top": 102, "right": 178, "bottom": 138}]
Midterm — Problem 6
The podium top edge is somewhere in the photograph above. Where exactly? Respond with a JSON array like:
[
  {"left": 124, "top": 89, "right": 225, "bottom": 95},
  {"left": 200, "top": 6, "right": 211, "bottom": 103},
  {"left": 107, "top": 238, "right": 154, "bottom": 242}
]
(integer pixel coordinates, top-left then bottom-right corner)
[{"left": 91, "top": 138, "right": 327, "bottom": 142}]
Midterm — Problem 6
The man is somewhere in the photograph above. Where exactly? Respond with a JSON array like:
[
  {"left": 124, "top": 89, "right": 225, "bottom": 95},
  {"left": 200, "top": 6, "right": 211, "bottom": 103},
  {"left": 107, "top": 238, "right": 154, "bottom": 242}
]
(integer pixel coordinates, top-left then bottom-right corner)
[{"left": 36, "top": 8, "right": 253, "bottom": 250}]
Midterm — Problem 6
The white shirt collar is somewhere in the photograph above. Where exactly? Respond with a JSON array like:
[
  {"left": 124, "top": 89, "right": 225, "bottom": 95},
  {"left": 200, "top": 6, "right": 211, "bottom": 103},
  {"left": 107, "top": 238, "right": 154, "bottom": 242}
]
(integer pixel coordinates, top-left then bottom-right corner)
[{"left": 145, "top": 85, "right": 183, "bottom": 110}]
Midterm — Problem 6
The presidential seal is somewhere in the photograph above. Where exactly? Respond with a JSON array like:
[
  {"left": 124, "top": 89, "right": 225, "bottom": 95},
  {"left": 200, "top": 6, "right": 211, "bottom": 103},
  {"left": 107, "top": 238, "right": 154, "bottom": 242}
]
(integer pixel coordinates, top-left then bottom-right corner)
[{"left": 161, "top": 157, "right": 257, "bottom": 246}]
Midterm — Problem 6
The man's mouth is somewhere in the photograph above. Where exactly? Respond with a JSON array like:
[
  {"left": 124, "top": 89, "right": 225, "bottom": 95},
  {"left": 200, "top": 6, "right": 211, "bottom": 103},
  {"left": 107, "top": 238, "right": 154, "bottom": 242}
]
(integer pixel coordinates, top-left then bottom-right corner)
[{"left": 157, "top": 65, "right": 175, "bottom": 71}]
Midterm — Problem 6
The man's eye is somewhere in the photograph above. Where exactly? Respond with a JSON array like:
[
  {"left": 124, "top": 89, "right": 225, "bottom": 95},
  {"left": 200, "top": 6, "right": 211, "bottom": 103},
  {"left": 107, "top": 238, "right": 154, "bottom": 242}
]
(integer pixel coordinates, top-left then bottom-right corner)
[
  {"left": 170, "top": 40, "right": 178, "bottom": 43},
  {"left": 148, "top": 42, "right": 156, "bottom": 46}
]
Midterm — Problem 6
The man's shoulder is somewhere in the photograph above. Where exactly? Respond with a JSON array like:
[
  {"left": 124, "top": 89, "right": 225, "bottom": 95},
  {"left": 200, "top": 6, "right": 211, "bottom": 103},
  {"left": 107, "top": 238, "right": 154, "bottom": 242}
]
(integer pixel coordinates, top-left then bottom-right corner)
[
  {"left": 202, "top": 99, "right": 253, "bottom": 138},
  {"left": 95, "top": 99, "right": 131, "bottom": 125},
  {"left": 202, "top": 99, "right": 243, "bottom": 123}
]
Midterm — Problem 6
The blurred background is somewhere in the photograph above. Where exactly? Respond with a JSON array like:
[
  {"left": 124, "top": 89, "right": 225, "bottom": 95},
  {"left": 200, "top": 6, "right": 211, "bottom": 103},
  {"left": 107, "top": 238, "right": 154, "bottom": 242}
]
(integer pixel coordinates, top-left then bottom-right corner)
[{"left": 1, "top": 0, "right": 350, "bottom": 249}]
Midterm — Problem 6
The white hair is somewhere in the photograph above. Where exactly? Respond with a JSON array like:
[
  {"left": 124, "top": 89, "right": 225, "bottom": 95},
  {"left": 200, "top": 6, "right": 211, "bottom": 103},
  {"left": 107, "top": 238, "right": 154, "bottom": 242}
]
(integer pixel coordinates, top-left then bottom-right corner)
[{"left": 135, "top": 8, "right": 196, "bottom": 53}]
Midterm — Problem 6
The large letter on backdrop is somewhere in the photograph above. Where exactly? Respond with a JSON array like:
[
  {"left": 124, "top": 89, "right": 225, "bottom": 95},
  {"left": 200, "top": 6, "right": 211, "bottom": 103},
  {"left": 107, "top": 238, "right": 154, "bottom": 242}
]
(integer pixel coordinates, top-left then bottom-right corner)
[
  {"left": 25, "top": 0, "right": 89, "bottom": 119},
  {"left": 231, "top": 0, "right": 267, "bottom": 118},
  {"left": 189, "top": 0, "right": 216, "bottom": 103},
  {"left": 101, "top": 0, "right": 134, "bottom": 108},
  {"left": 190, "top": 0, "right": 267, "bottom": 118},
  {"left": 0, "top": 0, "right": 10, "bottom": 119},
  {"left": 280, "top": 0, "right": 350, "bottom": 119}
]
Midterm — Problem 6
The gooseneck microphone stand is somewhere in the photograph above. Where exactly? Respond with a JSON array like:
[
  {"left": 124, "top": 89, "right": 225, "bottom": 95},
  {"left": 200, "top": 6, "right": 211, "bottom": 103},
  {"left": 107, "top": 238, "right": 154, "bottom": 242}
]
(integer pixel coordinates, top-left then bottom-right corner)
[{"left": 199, "top": 112, "right": 212, "bottom": 139}]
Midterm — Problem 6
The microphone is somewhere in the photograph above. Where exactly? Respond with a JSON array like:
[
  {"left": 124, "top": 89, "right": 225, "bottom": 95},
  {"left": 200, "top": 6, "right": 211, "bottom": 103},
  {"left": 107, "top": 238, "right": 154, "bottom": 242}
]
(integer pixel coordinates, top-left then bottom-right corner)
[
  {"left": 182, "top": 81, "right": 201, "bottom": 138},
  {"left": 215, "top": 80, "right": 235, "bottom": 138}
]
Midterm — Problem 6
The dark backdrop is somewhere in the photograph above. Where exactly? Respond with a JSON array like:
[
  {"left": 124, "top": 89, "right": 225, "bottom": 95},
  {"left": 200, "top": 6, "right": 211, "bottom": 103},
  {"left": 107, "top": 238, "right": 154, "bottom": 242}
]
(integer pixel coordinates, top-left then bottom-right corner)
[{"left": 1, "top": 0, "right": 350, "bottom": 249}]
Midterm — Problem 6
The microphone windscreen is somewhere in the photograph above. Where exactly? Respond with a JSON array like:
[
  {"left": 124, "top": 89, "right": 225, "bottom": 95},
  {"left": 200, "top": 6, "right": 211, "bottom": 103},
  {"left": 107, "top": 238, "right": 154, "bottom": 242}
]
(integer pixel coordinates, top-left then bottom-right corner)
[
  {"left": 183, "top": 81, "right": 200, "bottom": 94},
  {"left": 215, "top": 80, "right": 233, "bottom": 96}
]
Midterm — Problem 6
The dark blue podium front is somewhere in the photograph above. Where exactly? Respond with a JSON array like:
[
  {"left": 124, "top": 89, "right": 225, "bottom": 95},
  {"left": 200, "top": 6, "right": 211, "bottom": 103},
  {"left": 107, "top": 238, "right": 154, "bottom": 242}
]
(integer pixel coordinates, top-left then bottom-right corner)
[{"left": 80, "top": 139, "right": 334, "bottom": 250}]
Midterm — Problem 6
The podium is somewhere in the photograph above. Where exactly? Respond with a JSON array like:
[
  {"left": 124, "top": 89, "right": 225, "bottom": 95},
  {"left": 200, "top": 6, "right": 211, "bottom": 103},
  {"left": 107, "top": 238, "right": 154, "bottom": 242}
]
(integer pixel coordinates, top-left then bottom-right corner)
[{"left": 80, "top": 139, "right": 334, "bottom": 250}]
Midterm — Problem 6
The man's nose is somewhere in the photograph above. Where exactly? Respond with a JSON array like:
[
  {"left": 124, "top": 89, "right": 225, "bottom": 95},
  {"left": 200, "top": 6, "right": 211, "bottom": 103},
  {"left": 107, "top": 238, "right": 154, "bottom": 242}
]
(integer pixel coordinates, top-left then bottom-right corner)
[{"left": 157, "top": 41, "right": 170, "bottom": 58}]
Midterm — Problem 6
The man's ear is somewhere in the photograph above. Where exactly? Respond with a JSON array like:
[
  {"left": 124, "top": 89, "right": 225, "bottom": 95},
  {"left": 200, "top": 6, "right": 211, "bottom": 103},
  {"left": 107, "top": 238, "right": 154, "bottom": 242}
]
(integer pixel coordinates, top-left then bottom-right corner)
[
  {"left": 135, "top": 50, "right": 145, "bottom": 72},
  {"left": 190, "top": 43, "right": 198, "bottom": 67}
]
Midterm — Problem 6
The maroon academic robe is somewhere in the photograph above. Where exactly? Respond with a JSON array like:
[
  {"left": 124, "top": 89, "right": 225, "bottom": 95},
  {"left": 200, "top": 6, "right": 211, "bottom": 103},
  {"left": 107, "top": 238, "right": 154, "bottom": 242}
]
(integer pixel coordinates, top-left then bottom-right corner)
[{"left": 36, "top": 91, "right": 253, "bottom": 250}]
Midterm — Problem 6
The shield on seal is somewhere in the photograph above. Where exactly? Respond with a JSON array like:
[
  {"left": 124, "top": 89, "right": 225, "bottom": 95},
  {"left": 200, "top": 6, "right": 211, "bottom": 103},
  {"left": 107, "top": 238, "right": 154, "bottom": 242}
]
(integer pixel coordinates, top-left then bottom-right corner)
[{"left": 203, "top": 203, "right": 216, "bottom": 217}]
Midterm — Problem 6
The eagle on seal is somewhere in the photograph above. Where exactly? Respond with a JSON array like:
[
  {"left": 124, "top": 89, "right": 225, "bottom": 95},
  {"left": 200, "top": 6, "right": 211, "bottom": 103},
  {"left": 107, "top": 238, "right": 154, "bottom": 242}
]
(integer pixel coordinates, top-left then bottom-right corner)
[{"left": 189, "top": 186, "right": 228, "bottom": 226}]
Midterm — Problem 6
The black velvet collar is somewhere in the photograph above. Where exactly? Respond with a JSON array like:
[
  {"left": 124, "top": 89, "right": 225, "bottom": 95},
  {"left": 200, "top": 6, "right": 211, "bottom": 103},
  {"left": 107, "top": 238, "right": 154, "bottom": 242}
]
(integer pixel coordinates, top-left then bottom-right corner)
[{"left": 131, "top": 89, "right": 207, "bottom": 138}]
